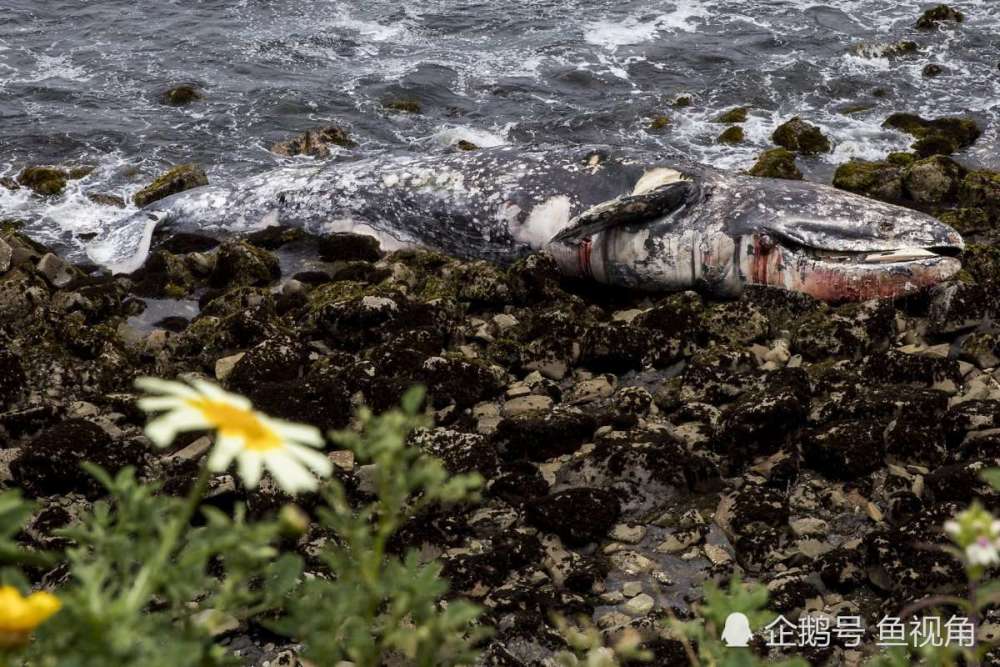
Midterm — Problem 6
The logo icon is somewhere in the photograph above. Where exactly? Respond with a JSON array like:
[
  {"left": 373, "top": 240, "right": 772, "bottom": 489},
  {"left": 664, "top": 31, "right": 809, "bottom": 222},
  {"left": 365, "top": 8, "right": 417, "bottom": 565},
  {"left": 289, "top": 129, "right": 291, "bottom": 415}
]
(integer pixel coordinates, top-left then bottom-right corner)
[{"left": 722, "top": 612, "right": 753, "bottom": 647}]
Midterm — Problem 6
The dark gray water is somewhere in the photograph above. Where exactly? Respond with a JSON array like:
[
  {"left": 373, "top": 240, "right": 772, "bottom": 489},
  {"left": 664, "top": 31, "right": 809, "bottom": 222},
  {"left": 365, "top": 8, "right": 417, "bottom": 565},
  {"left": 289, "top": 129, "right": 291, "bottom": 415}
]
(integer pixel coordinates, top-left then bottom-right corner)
[{"left": 1, "top": 0, "right": 997, "bottom": 257}]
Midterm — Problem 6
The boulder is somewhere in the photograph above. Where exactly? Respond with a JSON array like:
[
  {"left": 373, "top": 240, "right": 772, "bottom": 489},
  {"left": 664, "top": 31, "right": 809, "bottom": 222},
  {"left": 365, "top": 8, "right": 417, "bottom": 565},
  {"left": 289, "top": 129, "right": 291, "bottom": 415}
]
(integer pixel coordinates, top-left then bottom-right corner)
[
  {"left": 209, "top": 240, "right": 280, "bottom": 289},
  {"left": 771, "top": 117, "right": 831, "bottom": 154},
  {"left": 160, "top": 84, "right": 202, "bottom": 106},
  {"left": 17, "top": 166, "right": 68, "bottom": 197},
  {"left": 902, "top": 155, "right": 967, "bottom": 205},
  {"left": 526, "top": 488, "right": 621, "bottom": 546},
  {"left": 717, "top": 126, "right": 744, "bottom": 144},
  {"left": 270, "top": 125, "right": 357, "bottom": 158},
  {"left": 916, "top": 4, "right": 964, "bottom": 29},
  {"left": 714, "top": 107, "right": 748, "bottom": 123},
  {"left": 832, "top": 160, "right": 903, "bottom": 203},
  {"left": 132, "top": 163, "right": 209, "bottom": 207},
  {"left": 748, "top": 148, "right": 802, "bottom": 180}
]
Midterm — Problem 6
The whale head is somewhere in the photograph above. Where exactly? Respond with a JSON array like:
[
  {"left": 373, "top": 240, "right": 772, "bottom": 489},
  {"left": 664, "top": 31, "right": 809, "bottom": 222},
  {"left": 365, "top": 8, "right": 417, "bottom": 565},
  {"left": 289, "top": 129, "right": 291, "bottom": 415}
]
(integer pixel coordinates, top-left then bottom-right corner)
[{"left": 546, "top": 171, "right": 963, "bottom": 302}]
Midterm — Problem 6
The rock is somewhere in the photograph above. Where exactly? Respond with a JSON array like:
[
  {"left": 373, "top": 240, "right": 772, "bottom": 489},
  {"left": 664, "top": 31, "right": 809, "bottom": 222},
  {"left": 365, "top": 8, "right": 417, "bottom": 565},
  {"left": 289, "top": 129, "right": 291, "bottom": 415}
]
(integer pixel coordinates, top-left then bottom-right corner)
[
  {"left": 929, "top": 282, "right": 1000, "bottom": 335},
  {"left": 923, "top": 63, "right": 945, "bottom": 78},
  {"left": 501, "top": 395, "right": 553, "bottom": 417},
  {"left": 214, "top": 352, "right": 246, "bottom": 381},
  {"left": 494, "top": 407, "right": 596, "bottom": 461},
  {"left": 527, "top": 488, "right": 620, "bottom": 546},
  {"left": 649, "top": 115, "right": 670, "bottom": 130},
  {"left": 673, "top": 96, "right": 692, "bottom": 108},
  {"left": 790, "top": 517, "right": 829, "bottom": 537},
  {"left": 383, "top": 99, "right": 422, "bottom": 113},
  {"left": 36, "top": 253, "right": 77, "bottom": 288},
  {"left": 960, "top": 333, "right": 1000, "bottom": 369},
  {"left": 832, "top": 160, "right": 903, "bottom": 203},
  {"left": 566, "top": 375, "right": 615, "bottom": 404},
  {"left": 714, "top": 107, "right": 748, "bottom": 123},
  {"left": 455, "top": 140, "right": 478, "bottom": 151},
  {"left": 772, "top": 117, "right": 831, "bottom": 154},
  {"left": 87, "top": 193, "right": 126, "bottom": 208},
  {"left": 317, "top": 232, "right": 383, "bottom": 262},
  {"left": 959, "top": 171, "right": 1000, "bottom": 219},
  {"left": 160, "top": 84, "right": 202, "bottom": 106},
  {"left": 129, "top": 250, "right": 197, "bottom": 298},
  {"left": 916, "top": 4, "right": 964, "bottom": 29},
  {"left": 803, "top": 421, "right": 885, "bottom": 480},
  {"left": 622, "top": 593, "right": 654, "bottom": 616},
  {"left": 0, "top": 238, "right": 11, "bottom": 274},
  {"left": 717, "top": 126, "right": 744, "bottom": 144},
  {"left": 850, "top": 41, "right": 919, "bottom": 59},
  {"left": 0, "top": 350, "right": 26, "bottom": 409},
  {"left": 210, "top": 241, "right": 281, "bottom": 288},
  {"left": 270, "top": 126, "right": 357, "bottom": 158},
  {"left": 133, "top": 163, "right": 209, "bottom": 207},
  {"left": 17, "top": 166, "right": 68, "bottom": 197},
  {"left": 902, "top": 155, "right": 967, "bottom": 205},
  {"left": 610, "top": 523, "right": 646, "bottom": 544},
  {"left": 410, "top": 428, "right": 499, "bottom": 476},
  {"left": 883, "top": 113, "right": 981, "bottom": 156},
  {"left": 748, "top": 148, "right": 802, "bottom": 180},
  {"left": 10, "top": 419, "right": 145, "bottom": 498}
]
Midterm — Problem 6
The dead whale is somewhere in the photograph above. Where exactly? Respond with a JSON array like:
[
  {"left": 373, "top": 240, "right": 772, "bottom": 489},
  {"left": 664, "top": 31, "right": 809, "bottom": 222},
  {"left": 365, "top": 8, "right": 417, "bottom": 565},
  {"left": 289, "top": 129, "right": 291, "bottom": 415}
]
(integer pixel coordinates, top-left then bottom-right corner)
[{"left": 87, "top": 144, "right": 963, "bottom": 301}]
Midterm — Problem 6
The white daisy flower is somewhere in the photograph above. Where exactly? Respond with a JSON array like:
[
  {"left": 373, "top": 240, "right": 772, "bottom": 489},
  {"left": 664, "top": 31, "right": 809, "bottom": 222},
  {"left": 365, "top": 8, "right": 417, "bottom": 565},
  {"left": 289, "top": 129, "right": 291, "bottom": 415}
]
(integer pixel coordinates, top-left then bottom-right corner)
[{"left": 135, "top": 377, "right": 333, "bottom": 494}]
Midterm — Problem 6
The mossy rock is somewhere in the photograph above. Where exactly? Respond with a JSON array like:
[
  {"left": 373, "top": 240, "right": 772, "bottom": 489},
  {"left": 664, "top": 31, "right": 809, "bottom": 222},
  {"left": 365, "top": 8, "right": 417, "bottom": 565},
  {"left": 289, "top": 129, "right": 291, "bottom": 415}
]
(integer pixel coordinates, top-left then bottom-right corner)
[
  {"left": 958, "top": 171, "right": 1000, "bottom": 215},
  {"left": 160, "top": 84, "right": 203, "bottom": 106},
  {"left": 772, "top": 117, "right": 831, "bottom": 154},
  {"left": 17, "top": 166, "right": 69, "bottom": 197},
  {"left": 714, "top": 106, "right": 748, "bottom": 124},
  {"left": 832, "top": 160, "right": 903, "bottom": 203},
  {"left": 0, "top": 176, "right": 19, "bottom": 191},
  {"left": 649, "top": 115, "right": 670, "bottom": 130},
  {"left": 672, "top": 96, "right": 692, "bottom": 108},
  {"left": 717, "top": 126, "right": 744, "bottom": 145},
  {"left": 937, "top": 208, "right": 991, "bottom": 235},
  {"left": 850, "top": 41, "right": 918, "bottom": 59},
  {"left": 210, "top": 240, "right": 280, "bottom": 289},
  {"left": 87, "top": 193, "right": 126, "bottom": 208},
  {"left": 383, "top": 99, "right": 422, "bottom": 114},
  {"left": 902, "top": 155, "right": 967, "bottom": 206},
  {"left": 916, "top": 4, "right": 964, "bottom": 29},
  {"left": 270, "top": 126, "right": 357, "bottom": 158},
  {"left": 887, "top": 152, "right": 916, "bottom": 167},
  {"left": 133, "top": 163, "right": 209, "bottom": 207},
  {"left": 455, "top": 140, "right": 478, "bottom": 151},
  {"left": 883, "top": 113, "right": 981, "bottom": 153},
  {"left": 960, "top": 245, "right": 1000, "bottom": 284},
  {"left": 748, "top": 148, "right": 802, "bottom": 180}
]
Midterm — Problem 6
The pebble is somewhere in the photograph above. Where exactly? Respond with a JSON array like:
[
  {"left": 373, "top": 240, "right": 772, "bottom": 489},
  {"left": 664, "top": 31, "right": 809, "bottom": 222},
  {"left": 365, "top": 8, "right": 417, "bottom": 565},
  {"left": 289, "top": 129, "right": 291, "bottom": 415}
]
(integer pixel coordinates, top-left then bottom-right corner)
[
  {"left": 492, "top": 313, "right": 518, "bottom": 332},
  {"left": 36, "top": 253, "right": 75, "bottom": 288},
  {"left": 609, "top": 550, "right": 656, "bottom": 575},
  {"left": 214, "top": 352, "right": 246, "bottom": 381},
  {"left": 609, "top": 523, "right": 646, "bottom": 544},
  {"left": 622, "top": 593, "right": 655, "bottom": 616},
  {"left": 703, "top": 544, "right": 733, "bottom": 565},
  {"left": 789, "top": 517, "right": 829, "bottom": 537},
  {"left": 567, "top": 376, "right": 615, "bottom": 404}
]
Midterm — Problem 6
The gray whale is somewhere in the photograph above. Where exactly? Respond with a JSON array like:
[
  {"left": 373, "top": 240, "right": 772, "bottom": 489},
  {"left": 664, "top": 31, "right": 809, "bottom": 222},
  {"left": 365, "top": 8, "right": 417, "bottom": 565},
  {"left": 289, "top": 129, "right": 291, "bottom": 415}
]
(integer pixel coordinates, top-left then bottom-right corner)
[{"left": 88, "top": 144, "right": 963, "bottom": 301}]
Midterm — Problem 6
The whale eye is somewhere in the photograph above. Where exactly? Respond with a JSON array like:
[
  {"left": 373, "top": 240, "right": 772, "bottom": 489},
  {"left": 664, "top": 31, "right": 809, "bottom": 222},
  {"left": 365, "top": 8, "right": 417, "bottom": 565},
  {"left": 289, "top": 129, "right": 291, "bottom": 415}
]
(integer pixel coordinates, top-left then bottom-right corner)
[{"left": 757, "top": 234, "right": 775, "bottom": 252}]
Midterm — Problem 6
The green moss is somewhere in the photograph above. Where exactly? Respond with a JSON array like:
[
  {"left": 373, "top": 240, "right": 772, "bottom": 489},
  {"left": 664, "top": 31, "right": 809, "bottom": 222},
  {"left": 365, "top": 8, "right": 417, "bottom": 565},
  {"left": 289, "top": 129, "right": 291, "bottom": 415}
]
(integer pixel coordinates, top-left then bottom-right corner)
[
  {"left": 383, "top": 99, "right": 422, "bottom": 114},
  {"left": 0, "top": 219, "right": 25, "bottom": 234},
  {"left": 960, "top": 244, "right": 1000, "bottom": 283},
  {"left": 17, "top": 166, "right": 68, "bottom": 197},
  {"left": 714, "top": 106, "right": 748, "bottom": 124},
  {"left": 307, "top": 281, "right": 370, "bottom": 309},
  {"left": 937, "top": 208, "right": 990, "bottom": 234},
  {"left": 672, "top": 96, "right": 692, "bottom": 108},
  {"left": 160, "top": 85, "right": 202, "bottom": 106},
  {"left": 916, "top": 4, "right": 964, "bottom": 29},
  {"left": 887, "top": 152, "right": 916, "bottom": 167},
  {"left": 132, "top": 163, "right": 209, "bottom": 207},
  {"left": 772, "top": 117, "right": 831, "bottom": 154},
  {"left": 163, "top": 283, "right": 190, "bottom": 299},
  {"left": 649, "top": 115, "right": 670, "bottom": 130},
  {"left": 883, "top": 113, "right": 981, "bottom": 152},
  {"left": 959, "top": 170, "right": 1000, "bottom": 214},
  {"left": 68, "top": 165, "right": 94, "bottom": 180},
  {"left": 748, "top": 148, "right": 802, "bottom": 180},
  {"left": 832, "top": 160, "right": 903, "bottom": 202},
  {"left": 717, "top": 126, "right": 744, "bottom": 144}
]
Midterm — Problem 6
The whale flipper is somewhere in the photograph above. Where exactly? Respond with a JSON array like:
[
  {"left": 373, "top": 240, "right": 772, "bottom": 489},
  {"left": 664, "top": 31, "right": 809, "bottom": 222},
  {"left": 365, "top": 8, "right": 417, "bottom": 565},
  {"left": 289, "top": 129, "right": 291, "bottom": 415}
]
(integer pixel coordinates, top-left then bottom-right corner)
[{"left": 551, "top": 181, "right": 693, "bottom": 244}]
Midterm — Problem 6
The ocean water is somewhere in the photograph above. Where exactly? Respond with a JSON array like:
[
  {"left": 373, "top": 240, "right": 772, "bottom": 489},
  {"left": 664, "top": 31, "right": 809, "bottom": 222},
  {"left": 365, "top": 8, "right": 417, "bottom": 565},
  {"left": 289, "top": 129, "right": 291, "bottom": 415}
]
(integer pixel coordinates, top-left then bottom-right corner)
[{"left": 0, "top": 0, "right": 997, "bottom": 259}]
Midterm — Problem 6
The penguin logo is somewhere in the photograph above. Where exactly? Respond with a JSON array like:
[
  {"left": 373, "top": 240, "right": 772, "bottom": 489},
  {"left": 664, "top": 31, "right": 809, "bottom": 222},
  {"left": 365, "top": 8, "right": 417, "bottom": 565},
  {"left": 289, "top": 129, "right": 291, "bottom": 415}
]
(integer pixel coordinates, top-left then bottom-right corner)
[{"left": 721, "top": 612, "right": 753, "bottom": 647}]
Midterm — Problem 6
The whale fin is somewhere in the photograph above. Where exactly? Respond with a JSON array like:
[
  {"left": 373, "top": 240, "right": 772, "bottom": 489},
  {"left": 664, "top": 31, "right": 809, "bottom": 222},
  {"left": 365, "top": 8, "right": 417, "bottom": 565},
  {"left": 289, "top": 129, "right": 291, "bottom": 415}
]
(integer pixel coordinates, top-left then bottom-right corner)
[{"left": 551, "top": 181, "right": 692, "bottom": 243}]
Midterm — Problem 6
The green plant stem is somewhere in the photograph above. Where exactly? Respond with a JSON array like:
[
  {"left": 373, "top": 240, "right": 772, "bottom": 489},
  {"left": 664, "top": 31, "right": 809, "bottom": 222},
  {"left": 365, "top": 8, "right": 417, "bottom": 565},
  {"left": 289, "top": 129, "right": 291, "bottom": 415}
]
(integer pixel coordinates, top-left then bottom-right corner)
[{"left": 124, "top": 464, "right": 211, "bottom": 612}]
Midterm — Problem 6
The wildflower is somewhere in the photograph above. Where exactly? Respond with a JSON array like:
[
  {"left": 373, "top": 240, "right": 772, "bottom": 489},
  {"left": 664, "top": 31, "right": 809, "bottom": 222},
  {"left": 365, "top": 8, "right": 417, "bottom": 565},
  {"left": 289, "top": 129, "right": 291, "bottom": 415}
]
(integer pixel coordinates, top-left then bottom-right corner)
[
  {"left": 136, "top": 377, "right": 333, "bottom": 494},
  {"left": 0, "top": 586, "right": 60, "bottom": 649},
  {"left": 966, "top": 536, "right": 1000, "bottom": 567}
]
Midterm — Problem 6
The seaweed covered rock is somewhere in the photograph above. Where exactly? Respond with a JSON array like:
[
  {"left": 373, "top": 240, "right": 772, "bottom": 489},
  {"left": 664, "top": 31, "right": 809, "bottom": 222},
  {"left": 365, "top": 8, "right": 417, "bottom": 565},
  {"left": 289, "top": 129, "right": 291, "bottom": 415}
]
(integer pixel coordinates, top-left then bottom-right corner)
[
  {"left": 210, "top": 240, "right": 280, "bottom": 289},
  {"left": 883, "top": 113, "right": 981, "bottom": 156},
  {"left": 494, "top": 407, "right": 596, "bottom": 461},
  {"left": 129, "top": 249, "right": 197, "bottom": 298},
  {"left": 714, "top": 107, "right": 748, "bottom": 123},
  {"left": 748, "top": 148, "right": 802, "bottom": 180},
  {"left": 771, "top": 117, "right": 831, "bottom": 154},
  {"left": 0, "top": 349, "right": 26, "bottom": 409},
  {"left": 271, "top": 125, "right": 357, "bottom": 158},
  {"left": 832, "top": 160, "right": 903, "bottom": 203},
  {"left": 160, "top": 84, "right": 202, "bottom": 106},
  {"left": 791, "top": 299, "right": 895, "bottom": 361},
  {"left": 802, "top": 420, "right": 885, "bottom": 479},
  {"left": 317, "top": 232, "right": 383, "bottom": 263},
  {"left": 17, "top": 166, "right": 68, "bottom": 197},
  {"left": 10, "top": 419, "right": 146, "bottom": 498},
  {"left": 916, "top": 4, "right": 964, "bottom": 29},
  {"left": 959, "top": 170, "right": 1000, "bottom": 220},
  {"left": 929, "top": 281, "right": 1000, "bottom": 335},
  {"left": 526, "top": 488, "right": 620, "bottom": 546},
  {"left": 133, "top": 163, "right": 209, "bottom": 207},
  {"left": 717, "top": 126, "right": 744, "bottom": 145},
  {"left": 902, "top": 155, "right": 967, "bottom": 205}
]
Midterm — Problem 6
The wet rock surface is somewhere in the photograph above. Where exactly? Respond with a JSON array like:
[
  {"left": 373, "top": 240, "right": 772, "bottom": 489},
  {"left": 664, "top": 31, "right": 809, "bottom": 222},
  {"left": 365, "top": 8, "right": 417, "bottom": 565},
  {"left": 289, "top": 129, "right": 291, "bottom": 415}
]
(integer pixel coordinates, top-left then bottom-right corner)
[{"left": 1, "top": 146, "right": 1000, "bottom": 663}]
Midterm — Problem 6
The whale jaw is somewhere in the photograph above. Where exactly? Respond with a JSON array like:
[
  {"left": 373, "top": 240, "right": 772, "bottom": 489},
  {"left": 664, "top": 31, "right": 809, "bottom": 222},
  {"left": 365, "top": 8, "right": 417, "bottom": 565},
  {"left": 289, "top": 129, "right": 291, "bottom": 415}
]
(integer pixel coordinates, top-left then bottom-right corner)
[{"left": 740, "top": 233, "right": 963, "bottom": 302}]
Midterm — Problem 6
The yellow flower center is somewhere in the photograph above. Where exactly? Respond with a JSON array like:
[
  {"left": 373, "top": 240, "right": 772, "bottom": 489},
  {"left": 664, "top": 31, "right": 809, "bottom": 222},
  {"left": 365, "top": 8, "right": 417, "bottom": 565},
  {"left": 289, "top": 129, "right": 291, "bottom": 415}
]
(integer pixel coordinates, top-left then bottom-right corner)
[
  {"left": 186, "top": 399, "right": 283, "bottom": 451},
  {"left": 0, "top": 587, "right": 61, "bottom": 647}
]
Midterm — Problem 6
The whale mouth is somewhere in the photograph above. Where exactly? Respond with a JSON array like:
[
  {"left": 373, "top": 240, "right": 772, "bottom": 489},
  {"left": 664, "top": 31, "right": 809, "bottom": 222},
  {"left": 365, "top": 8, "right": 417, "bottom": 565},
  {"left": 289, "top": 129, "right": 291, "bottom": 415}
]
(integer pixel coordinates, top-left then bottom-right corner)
[{"left": 746, "top": 234, "right": 963, "bottom": 301}]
